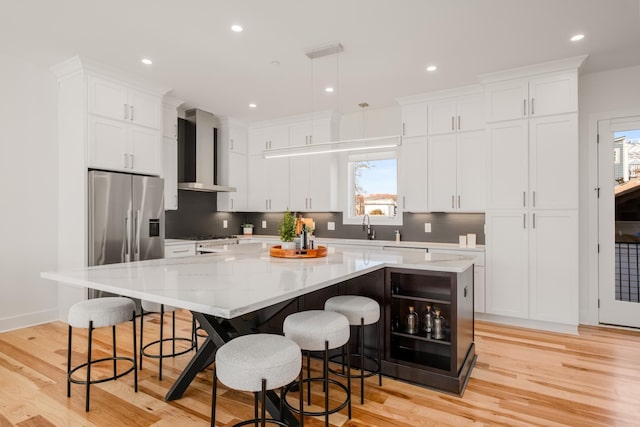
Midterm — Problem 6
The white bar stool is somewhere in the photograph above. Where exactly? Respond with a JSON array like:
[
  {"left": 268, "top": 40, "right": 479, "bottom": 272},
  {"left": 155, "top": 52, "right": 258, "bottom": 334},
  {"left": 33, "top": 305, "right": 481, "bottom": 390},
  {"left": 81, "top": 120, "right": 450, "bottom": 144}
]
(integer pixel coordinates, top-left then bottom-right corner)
[
  {"left": 139, "top": 300, "right": 197, "bottom": 380},
  {"left": 282, "top": 310, "right": 351, "bottom": 426},
  {"left": 324, "top": 295, "right": 382, "bottom": 404},
  {"left": 212, "top": 333, "right": 303, "bottom": 427},
  {"left": 67, "top": 297, "right": 137, "bottom": 412}
]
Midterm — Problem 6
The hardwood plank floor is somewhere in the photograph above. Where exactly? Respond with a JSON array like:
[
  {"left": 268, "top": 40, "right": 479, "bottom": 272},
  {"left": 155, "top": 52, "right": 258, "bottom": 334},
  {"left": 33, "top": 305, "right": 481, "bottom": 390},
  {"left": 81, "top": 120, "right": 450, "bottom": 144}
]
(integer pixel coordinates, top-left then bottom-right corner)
[{"left": 1, "top": 312, "right": 640, "bottom": 426}]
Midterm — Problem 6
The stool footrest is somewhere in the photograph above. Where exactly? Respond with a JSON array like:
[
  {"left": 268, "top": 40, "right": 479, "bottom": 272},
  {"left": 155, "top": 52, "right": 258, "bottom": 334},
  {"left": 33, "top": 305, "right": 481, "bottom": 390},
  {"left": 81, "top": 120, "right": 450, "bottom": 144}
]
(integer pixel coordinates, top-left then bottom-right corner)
[
  {"left": 328, "top": 353, "right": 381, "bottom": 379},
  {"left": 141, "top": 337, "right": 196, "bottom": 359},
  {"left": 69, "top": 356, "right": 136, "bottom": 385},
  {"left": 282, "top": 377, "right": 349, "bottom": 417}
]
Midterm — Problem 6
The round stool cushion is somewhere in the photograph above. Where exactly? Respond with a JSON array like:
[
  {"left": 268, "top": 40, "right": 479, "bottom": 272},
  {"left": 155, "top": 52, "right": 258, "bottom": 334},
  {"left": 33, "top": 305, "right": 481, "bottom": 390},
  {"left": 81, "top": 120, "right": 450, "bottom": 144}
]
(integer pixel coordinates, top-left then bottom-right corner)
[
  {"left": 141, "top": 300, "right": 177, "bottom": 313},
  {"left": 216, "top": 334, "right": 301, "bottom": 392},
  {"left": 324, "top": 295, "right": 380, "bottom": 325},
  {"left": 283, "top": 310, "right": 350, "bottom": 351},
  {"left": 68, "top": 297, "right": 135, "bottom": 328}
]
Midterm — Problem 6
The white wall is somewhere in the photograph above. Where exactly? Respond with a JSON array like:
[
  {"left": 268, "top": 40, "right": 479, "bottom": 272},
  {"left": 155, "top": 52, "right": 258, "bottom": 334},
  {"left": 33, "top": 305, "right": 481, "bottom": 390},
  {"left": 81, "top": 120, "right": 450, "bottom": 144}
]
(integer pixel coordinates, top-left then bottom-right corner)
[
  {"left": 339, "top": 105, "right": 401, "bottom": 140},
  {"left": 0, "top": 53, "right": 59, "bottom": 331},
  {"left": 579, "top": 64, "right": 640, "bottom": 324}
]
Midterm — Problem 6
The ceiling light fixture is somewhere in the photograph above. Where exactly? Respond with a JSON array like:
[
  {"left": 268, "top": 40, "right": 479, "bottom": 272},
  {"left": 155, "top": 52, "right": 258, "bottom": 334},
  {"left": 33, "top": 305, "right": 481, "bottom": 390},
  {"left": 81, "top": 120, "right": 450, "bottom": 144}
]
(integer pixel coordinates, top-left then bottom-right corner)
[
  {"left": 141, "top": 58, "right": 153, "bottom": 65},
  {"left": 249, "top": 103, "right": 257, "bottom": 108},
  {"left": 231, "top": 24, "right": 243, "bottom": 32},
  {"left": 264, "top": 44, "right": 402, "bottom": 159},
  {"left": 570, "top": 34, "right": 584, "bottom": 42},
  {"left": 325, "top": 87, "right": 334, "bottom": 93},
  {"left": 426, "top": 65, "right": 437, "bottom": 72}
]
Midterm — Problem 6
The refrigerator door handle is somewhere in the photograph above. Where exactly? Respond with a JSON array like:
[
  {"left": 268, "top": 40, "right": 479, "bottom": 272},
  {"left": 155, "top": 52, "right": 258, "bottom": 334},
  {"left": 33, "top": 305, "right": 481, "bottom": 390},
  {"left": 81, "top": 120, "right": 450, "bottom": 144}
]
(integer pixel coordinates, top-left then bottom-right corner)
[
  {"left": 134, "top": 209, "right": 141, "bottom": 260},
  {"left": 124, "top": 212, "right": 130, "bottom": 262}
]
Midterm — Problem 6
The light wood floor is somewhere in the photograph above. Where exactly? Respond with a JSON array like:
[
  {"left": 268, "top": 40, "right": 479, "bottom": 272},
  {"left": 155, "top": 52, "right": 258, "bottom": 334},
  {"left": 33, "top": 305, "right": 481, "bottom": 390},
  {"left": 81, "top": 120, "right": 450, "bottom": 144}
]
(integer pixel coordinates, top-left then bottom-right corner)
[{"left": 1, "top": 312, "right": 640, "bottom": 427}]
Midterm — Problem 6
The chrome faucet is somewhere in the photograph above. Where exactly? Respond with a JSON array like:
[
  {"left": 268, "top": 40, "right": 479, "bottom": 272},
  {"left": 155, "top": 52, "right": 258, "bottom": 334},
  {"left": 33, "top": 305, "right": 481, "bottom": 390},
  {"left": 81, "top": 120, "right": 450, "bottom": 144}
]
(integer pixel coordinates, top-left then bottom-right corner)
[{"left": 362, "top": 214, "right": 374, "bottom": 239}]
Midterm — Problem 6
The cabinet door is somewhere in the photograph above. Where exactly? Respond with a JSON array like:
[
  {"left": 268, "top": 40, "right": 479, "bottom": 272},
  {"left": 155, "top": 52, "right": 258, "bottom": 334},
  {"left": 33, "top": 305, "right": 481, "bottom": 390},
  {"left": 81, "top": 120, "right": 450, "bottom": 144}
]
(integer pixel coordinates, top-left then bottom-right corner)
[
  {"left": 265, "top": 125, "right": 290, "bottom": 150},
  {"left": 129, "top": 126, "right": 161, "bottom": 175},
  {"left": 528, "top": 114, "right": 578, "bottom": 210},
  {"left": 163, "top": 137, "right": 177, "bottom": 210},
  {"left": 485, "top": 211, "right": 529, "bottom": 319},
  {"left": 248, "top": 128, "right": 266, "bottom": 155},
  {"left": 88, "top": 76, "right": 129, "bottom": 122},
  {"left": 401, "top": 136, "right": 428, "bottom": 212},
  {"left": 427, "top": 134, "right": 457, "bottom": 211},
  {"left": 528, "top": 210, "right": 578, "bottom": 324},
  {"left": 528, "top": 72, "right": 577, "bottom": 117},
  {"left": 474, "top": 266, "right": 485, "bottom": 313},
  {"left": 128, "top": 88, "right": 161, "bottom": 129},
  {"left": 229, "top": 126, "right": 248, "bottom": 154},
  {"left": 268, "top": 157, "right": 290, "bottom": 211},
  {"left": 88, "top": 115, "right": 128, "bottom": 171},
  {"left": 289, "top": 122, "right": 312, "bottom": 146},
  {"left": 486, "top": 120, "right": 528, "bottom": 209},
  {"left": 402, "top": 103, "right": 428, "bottom": 137},
  {"left": 457, "top": 94, "right": 485, "bottom": 132},
  {"left": 218, "top": 150, "right": 248, "bottom": 211},
  {"left": 457, "top": 130, "right": 485, "bottom": 211},
  {"left": 289, "top": 156, "right": 309, "bottom": 211},
  {"left": 427, "top": 99, "right": 457, "bottom": 135},
  {"left": 485, "top": 79, "right": 529, "bottom": 122},
  {"left": 247, "top": 154, "right": 268, "bottom": 211},
  {"left": 162, "top": 104, "right": 178, "bottom": 138},
  {"left": 308, "top": 153, "right": 336, "bottom": 211}
]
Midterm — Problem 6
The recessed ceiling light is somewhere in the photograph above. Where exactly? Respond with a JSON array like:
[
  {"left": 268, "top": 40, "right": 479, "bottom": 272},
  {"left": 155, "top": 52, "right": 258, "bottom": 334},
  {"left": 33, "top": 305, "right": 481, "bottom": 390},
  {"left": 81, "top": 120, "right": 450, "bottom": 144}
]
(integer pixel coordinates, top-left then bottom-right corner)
[
  {"left": 325, "top": 87, "right": 334, "bottom": 93},
  {"left": 231, "top": 24, "right": 243, "bottom": 33},
  {"left": 426, "top": 65, "right": 437, "bottom": 72},
  {"left": 249, "top": 103, "right": 257, "bottom": 108},
  {"left": 141, "top": 58, "right": 153, "bottom": 65},
  {"left": 570, "top": 34, "right": 584, "bottom": 42}
]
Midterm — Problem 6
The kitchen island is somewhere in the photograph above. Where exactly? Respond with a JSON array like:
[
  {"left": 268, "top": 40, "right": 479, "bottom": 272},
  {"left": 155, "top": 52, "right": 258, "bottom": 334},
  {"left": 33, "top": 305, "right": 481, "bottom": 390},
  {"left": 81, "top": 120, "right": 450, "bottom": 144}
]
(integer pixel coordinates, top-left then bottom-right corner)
[{"left": 42, "top": 243, "right": 476, "bottom": 408}]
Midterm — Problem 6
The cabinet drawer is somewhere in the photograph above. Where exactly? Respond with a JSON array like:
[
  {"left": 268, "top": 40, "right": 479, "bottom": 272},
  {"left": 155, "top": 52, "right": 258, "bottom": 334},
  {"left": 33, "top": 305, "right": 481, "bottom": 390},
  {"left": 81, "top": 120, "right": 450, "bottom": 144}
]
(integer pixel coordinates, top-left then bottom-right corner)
[{"left": 165, "top": 243, "right": 196, "bottom": 258}]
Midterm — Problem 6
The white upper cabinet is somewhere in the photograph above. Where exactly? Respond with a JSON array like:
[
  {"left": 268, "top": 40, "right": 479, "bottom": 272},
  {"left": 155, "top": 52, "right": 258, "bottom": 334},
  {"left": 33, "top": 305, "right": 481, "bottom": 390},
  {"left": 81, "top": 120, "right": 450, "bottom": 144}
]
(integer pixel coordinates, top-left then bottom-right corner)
[
  {"left": 88, "top": 75, "right": 161, "bottom": 130},
  {"left": 428, "top": 94, "right": 484, "bottom": 135},
  {"left": 401, "top": 102, "right": 428, "bottom": 137},
  {"left": 485, "top": 71, "right": 577, "bottom": 123},
  {"left": 218, "top": 123, "right": 248, "bottom": 212},
  {"left": 427, "top": 130, "right": 485, "bottom": 211},
  {"left": 400, "top": 136, "right": 428, "bottom": 212},
  {"left": 162, "top": 96, "right": 182, "bottom": 210}
]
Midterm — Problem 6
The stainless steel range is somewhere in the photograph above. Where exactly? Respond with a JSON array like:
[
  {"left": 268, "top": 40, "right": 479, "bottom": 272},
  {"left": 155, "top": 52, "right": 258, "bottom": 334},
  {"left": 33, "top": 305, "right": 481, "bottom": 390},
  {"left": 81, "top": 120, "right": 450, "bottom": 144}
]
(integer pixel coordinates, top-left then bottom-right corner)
[{"left": 182, "top": 235, "right": 239, "bottom": 254}]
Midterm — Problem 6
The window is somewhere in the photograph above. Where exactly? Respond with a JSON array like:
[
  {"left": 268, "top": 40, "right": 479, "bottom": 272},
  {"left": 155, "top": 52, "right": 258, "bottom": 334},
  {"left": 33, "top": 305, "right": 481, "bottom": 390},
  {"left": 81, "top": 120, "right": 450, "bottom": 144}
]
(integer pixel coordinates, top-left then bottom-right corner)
[{"left": 344, "top": 150, "right": 401, "bottom": 225}]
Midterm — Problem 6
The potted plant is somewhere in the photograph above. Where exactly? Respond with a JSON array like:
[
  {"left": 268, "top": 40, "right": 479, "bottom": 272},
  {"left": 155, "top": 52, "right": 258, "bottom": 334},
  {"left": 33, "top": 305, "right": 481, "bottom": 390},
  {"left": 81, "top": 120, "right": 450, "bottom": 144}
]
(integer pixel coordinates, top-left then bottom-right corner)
[
  {"left": 278, "top": 209, "right": 297, "bottom": 249},
  {"left": 241, "top": 223, "right": 254, "bottom": 236}
]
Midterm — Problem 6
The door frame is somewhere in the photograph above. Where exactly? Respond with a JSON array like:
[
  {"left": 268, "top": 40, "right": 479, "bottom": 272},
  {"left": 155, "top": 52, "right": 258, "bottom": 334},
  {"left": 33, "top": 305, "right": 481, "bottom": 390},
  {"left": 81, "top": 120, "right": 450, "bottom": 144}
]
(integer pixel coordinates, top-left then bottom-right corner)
[{"left": 587, "top": 109, "right": 640, "bottom": 327}]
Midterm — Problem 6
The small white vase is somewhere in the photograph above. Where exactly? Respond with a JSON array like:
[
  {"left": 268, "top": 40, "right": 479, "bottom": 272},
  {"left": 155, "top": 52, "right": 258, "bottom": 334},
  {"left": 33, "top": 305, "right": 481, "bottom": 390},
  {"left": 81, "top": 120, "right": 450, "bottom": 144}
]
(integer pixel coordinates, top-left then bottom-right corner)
[{"left": 281, "top": 241, "right": 296, "bottom": 250}]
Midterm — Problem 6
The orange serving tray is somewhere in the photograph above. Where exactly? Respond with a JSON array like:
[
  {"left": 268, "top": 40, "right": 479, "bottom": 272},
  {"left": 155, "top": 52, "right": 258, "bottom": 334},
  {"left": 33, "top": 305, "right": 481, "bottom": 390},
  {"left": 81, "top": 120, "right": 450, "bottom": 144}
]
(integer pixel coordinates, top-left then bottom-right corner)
[{"left": 269, "top": 245, "right": 327, "bottom": 258}]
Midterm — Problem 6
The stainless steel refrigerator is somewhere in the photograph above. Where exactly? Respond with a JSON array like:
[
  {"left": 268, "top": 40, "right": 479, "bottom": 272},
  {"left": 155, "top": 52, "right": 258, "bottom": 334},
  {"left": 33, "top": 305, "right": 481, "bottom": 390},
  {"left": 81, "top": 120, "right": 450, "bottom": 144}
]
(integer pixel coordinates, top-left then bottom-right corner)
[{"left": 88, "top": 170, "right": 165, "bottom": 299}]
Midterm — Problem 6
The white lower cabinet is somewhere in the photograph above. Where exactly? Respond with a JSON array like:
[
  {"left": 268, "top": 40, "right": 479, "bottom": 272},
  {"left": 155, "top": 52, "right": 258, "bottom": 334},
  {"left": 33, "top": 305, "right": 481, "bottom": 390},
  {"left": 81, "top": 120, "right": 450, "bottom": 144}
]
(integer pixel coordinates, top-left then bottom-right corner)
[
  {"left": 165, "top": 242, "right": 196, "bottom": 258},
  {"left": 485, "top": 210, "right": 578, "bottom": 324}
]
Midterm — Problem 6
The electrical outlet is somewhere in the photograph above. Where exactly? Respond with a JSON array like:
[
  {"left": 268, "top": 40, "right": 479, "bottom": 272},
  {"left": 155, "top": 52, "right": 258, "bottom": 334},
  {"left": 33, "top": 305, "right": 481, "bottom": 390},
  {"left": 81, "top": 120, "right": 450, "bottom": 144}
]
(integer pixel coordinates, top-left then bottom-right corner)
[
  {"left": 327, "top": 221, "right": 335, "bottom": 231},
  {"left": 223, "top": 220, "right": 228, "bottom": 229},
  {"left": 262, "top": 220, "right": 267, "bottom": 228},
  {"left": 424, "top": 223, "right": 431, "bottom": 233}
]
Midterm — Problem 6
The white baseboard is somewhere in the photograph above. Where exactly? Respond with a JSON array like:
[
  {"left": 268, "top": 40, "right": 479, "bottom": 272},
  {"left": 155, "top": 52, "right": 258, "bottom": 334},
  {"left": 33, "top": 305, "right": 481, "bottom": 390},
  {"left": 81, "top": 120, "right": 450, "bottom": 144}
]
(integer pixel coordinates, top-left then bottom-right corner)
[
  {"left": 0, "top": 308, "right": 59, "bottom": 333},
  {"left": 475, "top": 312, "right": 579, "bottom": 335}
]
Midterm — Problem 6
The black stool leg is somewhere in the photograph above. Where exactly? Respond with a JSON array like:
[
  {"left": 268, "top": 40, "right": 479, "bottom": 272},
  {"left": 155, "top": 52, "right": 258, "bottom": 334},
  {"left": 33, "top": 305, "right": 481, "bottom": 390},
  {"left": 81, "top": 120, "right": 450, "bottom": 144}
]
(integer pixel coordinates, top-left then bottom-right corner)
[
  {"left": 376, "top": 320, "right": 382, "bottom": 386},
  {"left": 360, "top": 318, "right": 365, "bottom": 404},
  {"left": 324, "top": 341, "right": 329, "bottom": 427},
  {"left": 172, "top": 311, "right": 176, "bottom": 357},
  {"left": 346, "top": 337, "right": 352, "bottom": 419},
  {"left": 159, "top": 305, "right": 164, "bottom": 380},
  {"left": 112, "top": 325, "right": 117, "bottom": 378},
  {"left": 139, "top": 308, "right": 145, "bottom": 370},
  {"left": 67, "top": 325, "right": 72, "bottom": 398},
  {"left": 299, "top": 369, "right": 304, "bottom": 427},
  {"left": 86, "top": 320, "right": 93, "bottom": 412},
  {"left": 261, "top": 378, "right": 267, "bottom": 427},
  {"left": 132, "top": 309, "right": 138, "bottom": 392},
  {"left": 211, "top": 365, "right": 217, "bottom": 427},
  {"left": 306, "top": 351, "right": 311, "bottom": 406}
]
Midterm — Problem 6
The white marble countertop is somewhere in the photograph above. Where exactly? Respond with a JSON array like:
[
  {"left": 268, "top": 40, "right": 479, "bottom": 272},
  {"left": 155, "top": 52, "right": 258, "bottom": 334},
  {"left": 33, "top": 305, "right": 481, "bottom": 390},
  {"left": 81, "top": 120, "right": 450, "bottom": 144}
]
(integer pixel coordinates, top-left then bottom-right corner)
[{"left": 42, "top": 244, "right": 473, "bottom": 319}]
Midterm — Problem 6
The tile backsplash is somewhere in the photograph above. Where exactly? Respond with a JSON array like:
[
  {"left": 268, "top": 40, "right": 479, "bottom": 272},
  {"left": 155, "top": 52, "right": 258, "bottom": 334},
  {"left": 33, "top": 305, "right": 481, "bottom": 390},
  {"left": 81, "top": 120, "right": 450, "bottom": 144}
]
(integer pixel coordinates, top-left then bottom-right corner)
[{"left": 165, "top": 191, "right": 485, "bottom": 244}]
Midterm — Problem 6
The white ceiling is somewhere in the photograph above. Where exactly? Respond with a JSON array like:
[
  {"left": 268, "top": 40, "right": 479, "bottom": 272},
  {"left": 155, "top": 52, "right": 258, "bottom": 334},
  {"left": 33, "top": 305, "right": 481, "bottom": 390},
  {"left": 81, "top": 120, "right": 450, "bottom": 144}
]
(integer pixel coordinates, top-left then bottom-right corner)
[{"left": 2, "top": 0, "right": 640, "bottom": 123}]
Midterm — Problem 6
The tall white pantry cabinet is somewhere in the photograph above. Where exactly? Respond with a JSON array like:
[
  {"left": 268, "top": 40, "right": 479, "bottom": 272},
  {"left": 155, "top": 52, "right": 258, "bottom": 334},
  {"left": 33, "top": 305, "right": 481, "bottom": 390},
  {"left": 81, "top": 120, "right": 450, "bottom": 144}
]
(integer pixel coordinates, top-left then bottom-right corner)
[
  {"left": 482, "top": 57, "right": 583, "bottom": 325},
  {"left": 51, "top": 56, "right": 169, "bottom": 318}
]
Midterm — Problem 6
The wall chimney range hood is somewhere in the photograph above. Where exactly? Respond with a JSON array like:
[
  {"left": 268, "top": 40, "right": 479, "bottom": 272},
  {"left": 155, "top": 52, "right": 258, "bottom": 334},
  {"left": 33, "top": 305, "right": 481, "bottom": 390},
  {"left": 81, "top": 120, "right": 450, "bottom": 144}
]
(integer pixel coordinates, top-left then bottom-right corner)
[{"left": 177, "top": 108, "right": 236, "bottom": 193}]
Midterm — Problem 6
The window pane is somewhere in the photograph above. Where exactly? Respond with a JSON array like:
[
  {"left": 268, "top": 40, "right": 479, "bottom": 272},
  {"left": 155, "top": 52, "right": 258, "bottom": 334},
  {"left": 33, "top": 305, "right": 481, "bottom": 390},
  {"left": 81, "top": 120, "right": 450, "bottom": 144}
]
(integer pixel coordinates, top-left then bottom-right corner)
[{"left": 351, "top": 158, "right": 397, "bottom": 218}]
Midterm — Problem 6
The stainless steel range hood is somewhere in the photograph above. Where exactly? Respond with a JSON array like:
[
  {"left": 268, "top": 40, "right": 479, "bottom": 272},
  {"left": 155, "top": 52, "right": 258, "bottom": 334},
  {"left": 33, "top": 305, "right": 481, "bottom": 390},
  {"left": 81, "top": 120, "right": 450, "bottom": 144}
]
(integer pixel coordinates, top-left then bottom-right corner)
[{"left": 177, "top": 108, "right": 236, "bottom": 193}]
